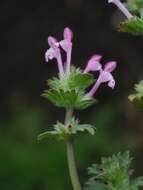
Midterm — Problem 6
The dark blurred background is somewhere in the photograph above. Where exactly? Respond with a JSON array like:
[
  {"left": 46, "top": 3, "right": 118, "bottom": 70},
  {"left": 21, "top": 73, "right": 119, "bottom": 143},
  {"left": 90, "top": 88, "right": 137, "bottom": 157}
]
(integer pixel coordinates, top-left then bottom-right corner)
[{"left": 0, "top": 0, "right": 143, "bottom": 189}]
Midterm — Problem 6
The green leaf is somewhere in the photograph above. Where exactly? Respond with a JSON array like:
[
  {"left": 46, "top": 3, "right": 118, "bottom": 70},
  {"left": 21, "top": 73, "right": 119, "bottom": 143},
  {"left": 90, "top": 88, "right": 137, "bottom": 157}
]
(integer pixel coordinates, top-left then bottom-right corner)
[
  {"left": 75, "top": 124, "right": 96, "bottom": 135},
  {"left": 76, "top": 94, "right": 96, "bottom": 110},
  {"left": 37, "top": 131, "right": 59, "bottom": 141},
  {"left": 135, "top": 80, "right": 143, "bottom": 94},
  {"left": 129, "top": 80, "right": 143, "bottom": 108},
  {"left": 101, "top": 151, "right": 132, "bottom": 185},
  {"left": 42, "top": 89, "right": 96, "bottom": 110},
  {"left": 43, "top": 66, "right": 96, "bottom": 109},
  {"left": 84, "top": 181, "right": 107, "bottom": 190},
  {"left": 88, "top": 164, "right": 102, "bottom": 176},
  {"left": 131, "top": 177, "right": 143, "bottom": 190},
  {"left": 66, "top": 117, "right": 96, "bottom": 135},
  {"left": 38, "top": 117, "right": 96, "bottom": 142},
  {"left": 42, "top": 89, "right": 78, "bottom": 108},
  {"left": 119, "top": 17, "right": 143, "bottom": 36},
  {"left": 69, "top": 72, "right": 95, "bottom": 90},
  {"left": 128, "top": 94, "right": 143, "bottom": 107},
  {"left": 85, "top": 151, "right": 143, "bottom": 190},
  {"left": 48, "top": 67, "right": 95, "bottom": 92}
]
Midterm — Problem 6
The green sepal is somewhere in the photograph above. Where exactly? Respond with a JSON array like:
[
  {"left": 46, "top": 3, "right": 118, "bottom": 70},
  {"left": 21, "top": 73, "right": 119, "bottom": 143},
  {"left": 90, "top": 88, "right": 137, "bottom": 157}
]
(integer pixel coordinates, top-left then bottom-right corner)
[
  {"left": 119, "top": 17, "right": 143, "bottom": 36},
  {"left": 42, "top": 89, "right": 96, "bottom": 110},
  {"left": 128, "top": 80, "right": 143, "bottom": 108},
  {"left": 37, "top": 117, "right": 96, "bottom": 142}
]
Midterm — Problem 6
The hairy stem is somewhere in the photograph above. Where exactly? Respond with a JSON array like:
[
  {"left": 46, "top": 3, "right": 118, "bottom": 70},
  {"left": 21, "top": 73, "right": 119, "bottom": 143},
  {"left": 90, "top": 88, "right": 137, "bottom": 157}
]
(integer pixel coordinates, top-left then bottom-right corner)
[
  {"left": 66, "top": 141, "right": 82, "bottom": 190},
  {"left": 65, "top": 109, "right": 82, "bottom": 190}
]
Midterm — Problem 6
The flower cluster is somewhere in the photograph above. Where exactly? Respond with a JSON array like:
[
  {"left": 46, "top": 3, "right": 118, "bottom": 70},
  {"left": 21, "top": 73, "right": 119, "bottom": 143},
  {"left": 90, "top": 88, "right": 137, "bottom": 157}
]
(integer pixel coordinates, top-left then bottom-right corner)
[
  {"left": 45, "top": 27, "right": 73, "bottom": 78},
  {"left": 84, "top": 55, "right": 117, "bottom": 96},
  {"left": 45, "top": 27, "right": 117, "bottom": 96}
]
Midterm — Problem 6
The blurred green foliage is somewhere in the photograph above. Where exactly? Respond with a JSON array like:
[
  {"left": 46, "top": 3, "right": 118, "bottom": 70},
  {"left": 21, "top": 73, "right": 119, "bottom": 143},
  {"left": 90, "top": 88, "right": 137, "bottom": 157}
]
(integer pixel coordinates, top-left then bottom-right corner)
[
  {"left": 129, "top": 80, "right": 143, "bottom": 107},
  {"left": 0, "top": 101, "right": 142, "bottom": 190},
  {"left": 119, "top": 17, "right": 143, "bottom": 36}
]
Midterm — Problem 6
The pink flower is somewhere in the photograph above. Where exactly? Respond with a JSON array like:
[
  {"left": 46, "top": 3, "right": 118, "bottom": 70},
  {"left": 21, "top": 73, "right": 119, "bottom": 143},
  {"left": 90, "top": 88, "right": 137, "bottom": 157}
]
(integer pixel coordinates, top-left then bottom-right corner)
[
  {"left": 45, "top": 36, "right": 64, "bottom": 78},
  {"left": 108, "top": 0, "right": 133, "bottom": 19},
  {"left": 60, "top": 27, "right": 73, "bottom": 75},
  {"left": 45, "top": 27, "right": 73, "bottom": 77},
  {"left": 88, "top": 61, "right": 117, "bottom": 96},
  {"left": 83, "top": 55, "right": 102, "bottom": 73},
  {"left": 45, "top": 28, "right": 117, "bottom": 96}
]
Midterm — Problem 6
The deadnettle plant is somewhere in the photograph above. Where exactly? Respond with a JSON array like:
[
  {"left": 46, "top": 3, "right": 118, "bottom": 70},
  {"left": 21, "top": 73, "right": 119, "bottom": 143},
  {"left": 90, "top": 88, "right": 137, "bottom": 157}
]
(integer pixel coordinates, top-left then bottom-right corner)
[
  {"left": 38, "top": 27, "right": 117, "bottom": 190},
  {"left": 38, "top": 1, "right": 143, "bottom": 190}
]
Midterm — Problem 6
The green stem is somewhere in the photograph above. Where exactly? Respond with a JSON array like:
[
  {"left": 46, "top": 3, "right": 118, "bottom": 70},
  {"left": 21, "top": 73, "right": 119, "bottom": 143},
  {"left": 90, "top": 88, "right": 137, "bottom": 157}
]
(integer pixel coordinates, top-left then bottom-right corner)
[
  {"left": 65, "top": 109, "right": 82, "bottom": 190},
  {"left": 66, "top": 140, "right": 82, "bottom": 190},
  {"left": 65, "top": 109, "right": 73, "bottom": 125}
]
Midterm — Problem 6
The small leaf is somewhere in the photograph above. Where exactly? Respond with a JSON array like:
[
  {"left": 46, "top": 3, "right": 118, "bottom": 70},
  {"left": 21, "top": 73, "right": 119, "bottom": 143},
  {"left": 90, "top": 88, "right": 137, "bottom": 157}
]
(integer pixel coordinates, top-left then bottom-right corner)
[
  {"left": 135, "top": 80, "right": 143, "bottom": 94},
  {"left": 38, "top": 118, "right": 96, "bottom": 142},
  {"left": 42, "top": 89, "right": 96, "bottom": 110},
  {"left": 84, "top": 181, "right": 107, "bottom": 190},
  {"left": 37, "top": 131, "right": 59, "bottom": 141},
  {"left": 76, "top": 94, "right": 96, "bottom": 110},
  {"left": 129, "top": 80, "right": 143, "bottom": 108},
  {"left": 76, "top": 124, "right": 96, "bottom": 135},
  {"left": 42, "top": 89, "right": 78, "bottom": 108},
  {"left": 131, "top": 177, "right": 143, "bottom": 190},
  {"left": 69, "top": 73, "right": 95, "bottom": 90},
  {"left": 85, "top": 151, "right": 143, "bottom": 190},
  {"left": 48, "top": 67, "right": 95, "bottom": 92},
  {"left": 88, "top": 164, "right": 102, "bottom": 176}
]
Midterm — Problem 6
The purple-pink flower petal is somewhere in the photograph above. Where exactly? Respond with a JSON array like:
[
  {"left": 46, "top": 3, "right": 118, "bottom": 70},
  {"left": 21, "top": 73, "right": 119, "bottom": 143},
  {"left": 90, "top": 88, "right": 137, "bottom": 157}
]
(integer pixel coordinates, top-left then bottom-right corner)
[
  {"left": 91, "top": 55, "right": 102, "bottom": 62},
  {"left": 46, "top": 36, "right": 64, "bottom": 78},
  {"left": 59, "top": 40, "right": 72, "bottom": 52},
  {"left": 45, "top": 48, "right": 56, "bottom": 62},
  {"left": 108, "top": 79, "right": 115, "bottom": 89},
  {"left": 104, "top": 61, "right": 117, "bottom": 72},
  {"left": 99, "top": 71, "right": 113, "bottom": 83},
  {"left": 63, "top": 27, "right": 73, "bottom": 41},
  {"left": 48, "top": 36, "right": 59, "bottom": 48},
  {"left": 84, "top": 55, "right": 102, "bottom": 73}
]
